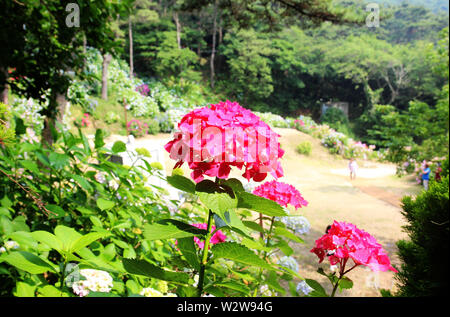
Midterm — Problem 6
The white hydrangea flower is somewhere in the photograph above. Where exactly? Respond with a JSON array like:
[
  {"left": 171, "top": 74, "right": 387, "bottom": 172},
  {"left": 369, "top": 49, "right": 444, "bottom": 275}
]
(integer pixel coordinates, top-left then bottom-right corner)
[
  {"left": 193, "top": 275, "right": 199, "bottom": 287},
  {"left": 277, "top": 256, "right": 299, "bottom": 273},
  {"left": 71, "top": 269, "right": 113, "bottom": 297},
  {"left": 259, "top": 284, "right": 276, "bottom": 297},
  {"left": 140, "top": 287, "right": 163, "bottom": 297},
  {"left": 296, "top": 280, "right": 313, "bottom": 296},
  {"left": 0, "top": 247, "right": 6, "bottom": 253},
  {"left": 4, "top": 240, "right": 20, "bottom": 251}
]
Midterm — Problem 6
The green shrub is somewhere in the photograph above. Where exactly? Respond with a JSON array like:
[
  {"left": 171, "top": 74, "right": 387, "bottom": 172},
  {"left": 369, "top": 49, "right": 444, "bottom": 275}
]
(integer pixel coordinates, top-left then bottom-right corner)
[
  {"left": 296, "top": 141, "right": 312, "bottom": 156},
  {"left": 146, "top": 119, "right": 160, "bottom": 135},
  {"left": 321, "top": 108, "right": 354, "bottom": 137},
  {"left": 394, "top": 172, "right": 449, "bottom": 296},
  {"left": 105, "top": 111, "right": 120, "bottom": 124}
]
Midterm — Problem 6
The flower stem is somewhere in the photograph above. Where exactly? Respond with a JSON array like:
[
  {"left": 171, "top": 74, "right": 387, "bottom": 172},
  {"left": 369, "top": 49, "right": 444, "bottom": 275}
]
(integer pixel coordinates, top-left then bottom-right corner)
[{"left": 197, "top": 209, "right": 213, "bottom": 297}]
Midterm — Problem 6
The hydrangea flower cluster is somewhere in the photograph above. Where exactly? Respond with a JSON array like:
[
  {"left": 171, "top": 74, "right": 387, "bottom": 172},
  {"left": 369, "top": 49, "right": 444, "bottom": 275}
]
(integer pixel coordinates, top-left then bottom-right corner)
[
  {"left": 0, "top": 240, "right": 20, "bottom": 253},
  {"left": 310, "top": 221, "right": 397, "bottom": 273},
  {"left": 71, "top": 269, "right": 114, "bottom": 297},
  {"left": 259, "top": 284, "right": 277, "bottom": 297},
  {"left": 192, "top": 223, "right": 227, "bottom": 249},
  {"left": 165, "top": 100, "right": 284, "bottom": 183},
  {"left": 140, "top": 287, "right": 177, "bottom": 297},
  {"left": 296, "top": 280, "right": 313, "bottom": 296},
  {"left": 279, "top": 215, "right": 311, "bottom": 235},
  {"left": 253, "top": 180, "right": 308, "bottom": 209},
  {"left": 277, "top": 256, "right": 299, "bottom": 273}
]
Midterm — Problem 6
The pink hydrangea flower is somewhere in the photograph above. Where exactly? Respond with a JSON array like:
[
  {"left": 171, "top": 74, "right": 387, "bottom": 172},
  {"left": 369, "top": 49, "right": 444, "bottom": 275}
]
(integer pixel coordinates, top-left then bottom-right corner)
[
  {"left": 192, "top": 223, "right": 227, "bottom": 249},
  {"left": 253, "top": 180, "right": 308, "bottom": 209},
  {"left": 164, "top": 101, "right": 284, "bottom": 183},
  {"left": 310, "top": 221, "right": 397, "bottom": 273}
]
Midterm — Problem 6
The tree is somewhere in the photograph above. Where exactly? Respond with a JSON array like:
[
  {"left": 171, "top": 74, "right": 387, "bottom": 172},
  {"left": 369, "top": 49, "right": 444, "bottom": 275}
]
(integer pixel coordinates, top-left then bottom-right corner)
[{"left": 0, "top": 0, "right": 132, "bottom": 144}]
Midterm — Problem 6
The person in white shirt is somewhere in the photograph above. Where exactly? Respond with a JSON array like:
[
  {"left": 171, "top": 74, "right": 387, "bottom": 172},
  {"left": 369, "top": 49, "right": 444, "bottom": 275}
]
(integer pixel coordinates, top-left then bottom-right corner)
[{"left": 349, "top": 158, "right": 358, "bottom": 180}]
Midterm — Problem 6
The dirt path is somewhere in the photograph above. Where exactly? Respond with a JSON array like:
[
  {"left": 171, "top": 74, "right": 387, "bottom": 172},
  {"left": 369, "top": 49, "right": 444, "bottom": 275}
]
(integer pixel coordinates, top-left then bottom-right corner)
[{"left": 105, "top": 128, "right": 421, "bottom": 297}]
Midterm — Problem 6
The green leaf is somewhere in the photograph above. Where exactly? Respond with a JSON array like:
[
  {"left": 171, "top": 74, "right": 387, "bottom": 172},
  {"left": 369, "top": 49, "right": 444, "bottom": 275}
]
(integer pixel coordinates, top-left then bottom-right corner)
[
  {"left": 274, "top": 227, "right": 304, "bottom": 243},
  {"left": 87, "top": 292, "right": 120, "bottom": 297},
  {"left": 90, "top": 216, "right": 104, "bottom": 228},
  {"left": 266, "top": 270, "right": 286, "bottom": 294},
  {"left": 94, "top": 129, "right": 105, "bottom": 149},
  {"left": 237, "top": 192, "right": 287, "bottom": 217},
  {"left": 72, "top": 174, "right": 93, "bottom": 192},
  {"left": 46, "top": 204, "right": 66, "bottom": 219},
  {"left": 215, "top": 281, "right": 250, "bottom": 295},
  {"left": 196, "top": 185, "right": 237, "bottom": 221},
  {"left": 48, "top": 152, "right": 70, "bottom": 170},
  {"left": 19, "top": 160, "right": 40, "bottom": 174},
  {"left": 240, "top": 238, "right": 272, "bottom": 253},
  {"left": 122, "top": 259, "right": 190, "bottom": 284},
  {"left": 14, "top": 281, "right": 36, "bottom": 297},
  {"left": 243, "top": 221, "right": 265, "bottom": 233},
  {"left": 31, "top": 231, "right": 63, "bottom": 253},
  {"left": 96, "top": 198, "right": 115, "bottom": 211},
  {"left": 70, "top": 232, "right": 110, "bottom": 254},
  {"left": 112, "top": 141, "right": 127, "bottom": 153},
  {"left": 305, "top": 279, "right": 328, "bottom": 297},
  {"left": 338, "top": 276, "right": 353, "bottom": 291},
  {"left": 8, "top": 231, "right": 38, "bottom": 250},
  {"left": 219, "top": 178, "right": 245, "bottom": 193},
  {"left": 143, "top": 220, "right": 206, "bottom": 241},
  {"left": 38, "top": 285, "right": 68, "bottom": 297},
  {"left": 166, "top": 175, "right": 196, "bottom": 194},
  {"left": 177, "top": 237, "right": 200, "bottom": 271},
  {"left": 2, "top": 251, "right": 57, "bottom": 274},
  {"left": 211, "top": 242, "right": 273, "bottom": 270},
  {"left": 54, "top": 225, "right": 82, "bottom": 252}
]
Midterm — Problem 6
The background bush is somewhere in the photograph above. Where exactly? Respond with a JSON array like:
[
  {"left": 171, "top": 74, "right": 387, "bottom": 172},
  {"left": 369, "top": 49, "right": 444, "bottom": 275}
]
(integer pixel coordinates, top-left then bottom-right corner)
[
  {"left": 394, "top": 160, "right": 449, "bottom": 296},
  {"left": 296, "top": 141, "right": 312, "bottom": 156}
]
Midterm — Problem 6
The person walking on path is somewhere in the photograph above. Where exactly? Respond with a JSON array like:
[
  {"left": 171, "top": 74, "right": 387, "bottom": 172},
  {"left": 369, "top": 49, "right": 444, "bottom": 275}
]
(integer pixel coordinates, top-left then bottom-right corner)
[
  {"left": 349, "top": 158, "right": 358, "bottom": 180},
  {"left": 421, "top": 162, "right": 431, "bottom": 190},
  {"left": 435, "top": 162, "right": 442, "bottom": 182}
]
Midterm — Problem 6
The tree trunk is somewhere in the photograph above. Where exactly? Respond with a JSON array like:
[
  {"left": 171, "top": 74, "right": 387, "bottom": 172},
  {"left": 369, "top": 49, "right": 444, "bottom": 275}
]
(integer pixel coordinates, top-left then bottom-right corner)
[
  {"left": 173, "top": 12, "right": 181, "bottom": 49},
  {"left": 56, "top": 92, "right": 68, "bottom": 126},
  {"left": 128, "top": 17, "right": 134, "bottom": 79},
  {"left": 1, "top": 67, "right": 9, "bottom": 105},
  {"left": 101, "top": 53, "right": 112, "bottom": 100},
  {"left": 210, "top": 0, "right": 218, "bottom": 89}
]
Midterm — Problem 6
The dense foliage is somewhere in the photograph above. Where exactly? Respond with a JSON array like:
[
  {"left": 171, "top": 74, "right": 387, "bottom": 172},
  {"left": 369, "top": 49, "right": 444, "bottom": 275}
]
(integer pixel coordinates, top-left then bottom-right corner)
[{"left": 393, "top": 164, "right": 449, "bottom": 296}]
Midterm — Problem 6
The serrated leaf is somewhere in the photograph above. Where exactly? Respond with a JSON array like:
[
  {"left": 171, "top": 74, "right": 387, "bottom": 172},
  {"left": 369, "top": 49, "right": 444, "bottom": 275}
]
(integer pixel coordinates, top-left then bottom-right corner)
[
  {"left": 338, "top": 276, "right": 353, "bottom": 290},
  {"left": 46, "top": 205, "right": 66, "bottom": 219},
  {"left": 31, "top": 231, "right": 63, "bottom": 253},
  {"left": 122, "top": 258, "right": 190, "bottom": 283},
  {"left": 70, "top": 232, "right": 110, "bottom": 254},
  {"left": 305, "top": 279, "right": 328, "bottom": 297},
  {"left": 274, "top": 227, "right": 304, "bottom": 243},
  {"left": 2, "top": 251, "right": 58, "bottom": 274},
  {"left": 96, "top": 198, "right": 115, "bottom": 211},
  {"left": 211, "top": 242, "right": 273, "bottom": 270},
  {"left": 72, "top": 174, "right": 93, "bottom": 192},
  {"left": 143, "top": 220, "right": 206, "bottom": 241},
  {"left": 48, "top": 152, "right": 70, "bottom": 170},
  {"left": 215, "top": 281, "right": 250, "bottom": 295},
  {"left": 54, "top": 225, "right": 82, "bottom": 252},
  {"left": 166, "top": 175, "right": 195, "bottom": 194},
  {"left": 237, "top": 192, "right": 287, "bottom": 217},
  {"left": 177, "top": 237, "right": 200, "bottom": 271}
]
